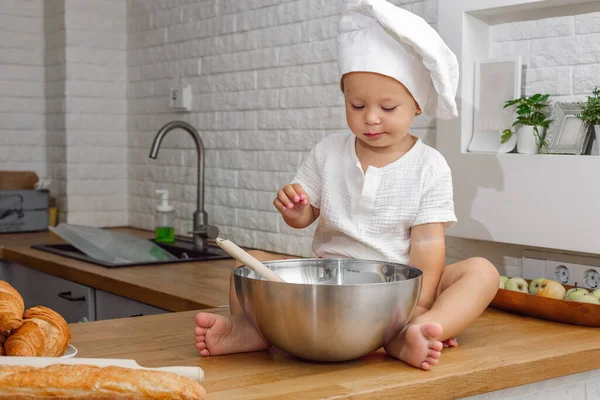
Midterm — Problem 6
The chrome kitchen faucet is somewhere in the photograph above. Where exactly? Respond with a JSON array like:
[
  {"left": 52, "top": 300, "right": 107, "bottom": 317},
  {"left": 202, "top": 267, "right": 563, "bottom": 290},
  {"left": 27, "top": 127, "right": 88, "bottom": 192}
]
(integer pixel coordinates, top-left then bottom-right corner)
[{"left": 149, "top": 121, "right": 218, "bottom": 249}]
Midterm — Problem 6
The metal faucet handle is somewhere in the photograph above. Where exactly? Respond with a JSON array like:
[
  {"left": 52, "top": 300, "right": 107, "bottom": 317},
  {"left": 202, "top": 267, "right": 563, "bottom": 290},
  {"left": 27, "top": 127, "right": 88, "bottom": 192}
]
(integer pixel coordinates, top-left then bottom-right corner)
[{"left": 188, "top": 224, "right": 219, "bottom": 240}]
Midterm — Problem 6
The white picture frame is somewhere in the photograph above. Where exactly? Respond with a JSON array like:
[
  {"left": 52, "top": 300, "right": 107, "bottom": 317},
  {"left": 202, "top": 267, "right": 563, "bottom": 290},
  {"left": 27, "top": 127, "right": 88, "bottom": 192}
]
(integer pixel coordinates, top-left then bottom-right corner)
[
  {"left": 544, "top": 102, "right": 592, "bottom": 155},
  {"left": 468, "top": 57, "right": 522, "bottom": 153}
]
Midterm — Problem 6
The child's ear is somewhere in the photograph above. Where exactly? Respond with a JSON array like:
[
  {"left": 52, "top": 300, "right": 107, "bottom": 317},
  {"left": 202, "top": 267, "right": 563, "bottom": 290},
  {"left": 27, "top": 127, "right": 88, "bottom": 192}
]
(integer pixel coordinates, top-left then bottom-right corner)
[{"left": 415, "top": 102, "right": 422, "bottom": 116}]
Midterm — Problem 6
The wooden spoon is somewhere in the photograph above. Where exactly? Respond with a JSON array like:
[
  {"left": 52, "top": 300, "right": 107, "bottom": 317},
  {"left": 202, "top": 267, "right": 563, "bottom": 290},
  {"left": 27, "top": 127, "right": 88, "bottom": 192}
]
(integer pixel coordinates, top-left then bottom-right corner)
[{"left": 215, "top": 238, "right": 286, "bottom": 283}]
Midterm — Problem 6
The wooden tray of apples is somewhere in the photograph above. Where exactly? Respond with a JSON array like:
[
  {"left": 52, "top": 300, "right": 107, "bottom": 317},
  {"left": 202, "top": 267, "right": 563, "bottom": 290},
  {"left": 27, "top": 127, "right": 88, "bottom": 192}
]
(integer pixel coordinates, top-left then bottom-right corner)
[{"left": 489, "top": 276, "right": 600, "bottom": 327}]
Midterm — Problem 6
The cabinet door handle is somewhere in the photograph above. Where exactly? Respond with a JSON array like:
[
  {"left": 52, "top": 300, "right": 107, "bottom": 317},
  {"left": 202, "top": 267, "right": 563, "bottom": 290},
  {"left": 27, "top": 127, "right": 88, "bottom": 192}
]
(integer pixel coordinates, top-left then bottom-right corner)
[{"left": 58, "top": 291, "right": 86, "bottom": 302}]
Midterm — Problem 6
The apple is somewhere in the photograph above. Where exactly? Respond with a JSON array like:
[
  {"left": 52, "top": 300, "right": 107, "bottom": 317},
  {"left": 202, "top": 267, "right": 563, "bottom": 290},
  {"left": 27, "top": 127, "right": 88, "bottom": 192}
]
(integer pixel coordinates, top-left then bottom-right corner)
[
  {"left": 528, "top": 278, "right": 546, "bottom": 295},
  {"left": 565, "top": 287, "right": 589, "bottom": 301},
  {"left": 537, "top": 279, "right": 566, "bottom": 300},
  {"left": 505, "top": 277, "right": 529, "bottom": 293},
  {"left": 499, "top": 276, "right": 510, "bottom": 289},
  {"left": 592, "top": 289, "right": 600, "bottom": 298},
  {"left": 573, "top": 294, "right": 600, "bottom": 305}
]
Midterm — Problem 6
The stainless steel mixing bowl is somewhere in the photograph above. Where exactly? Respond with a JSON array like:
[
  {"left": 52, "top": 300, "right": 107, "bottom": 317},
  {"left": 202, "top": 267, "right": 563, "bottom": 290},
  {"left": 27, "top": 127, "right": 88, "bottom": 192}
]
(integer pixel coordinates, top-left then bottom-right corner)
[{"left": 233, "top": 258, "right": 422, "bottom": 362}]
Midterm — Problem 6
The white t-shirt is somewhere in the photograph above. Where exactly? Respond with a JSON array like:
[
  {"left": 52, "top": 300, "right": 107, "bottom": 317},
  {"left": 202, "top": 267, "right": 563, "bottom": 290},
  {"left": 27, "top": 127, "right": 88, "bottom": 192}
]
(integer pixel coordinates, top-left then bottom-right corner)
[{"left": 292, "top": 133, "right": 457, "bottom": 264}]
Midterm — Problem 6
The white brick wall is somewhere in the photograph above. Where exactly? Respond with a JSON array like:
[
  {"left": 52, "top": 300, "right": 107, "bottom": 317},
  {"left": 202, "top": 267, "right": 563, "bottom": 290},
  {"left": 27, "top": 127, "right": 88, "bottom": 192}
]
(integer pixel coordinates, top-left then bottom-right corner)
[
  {"left": 0, "top": 0, "right": 46, "bottom": 180},
  {"left": 1, "top": 0, "right": 127, "bottom": 227},
  {"left": 491, "top": 13, "right": 600, "bottom": 100},
  {"left": 126, "top": 2, "right": 600, "bottom": 264},
  {"left": 62, "top": 0, "right": 128, "bottom": 227},
  {"left": 127, "top": 0, "right": 437, "bottom": 257}
]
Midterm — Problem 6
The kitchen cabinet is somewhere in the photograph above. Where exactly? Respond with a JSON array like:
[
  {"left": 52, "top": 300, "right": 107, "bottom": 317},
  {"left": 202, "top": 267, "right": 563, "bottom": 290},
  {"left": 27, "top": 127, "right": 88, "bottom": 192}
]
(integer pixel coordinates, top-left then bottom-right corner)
[
  {"left": 0, "top": 261, "right": 7, "bottom": 280},
  {"left": 2, "top": 263, "right": 169, "bottom": 322},
  {"left": 95, "top": 289, "right": 168, "bottom": 320},
  {"left": 3, "top": 263, "right": 95, "bottom": 323},
  {"left": 465, "top": 368, "right": 598, "bottom": 399}
]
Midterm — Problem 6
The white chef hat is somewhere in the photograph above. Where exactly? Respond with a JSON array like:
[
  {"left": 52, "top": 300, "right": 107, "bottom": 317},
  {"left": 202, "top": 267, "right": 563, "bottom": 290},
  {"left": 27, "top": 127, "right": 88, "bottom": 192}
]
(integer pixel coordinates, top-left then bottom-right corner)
[{"left": 338, "top": 0, "right": 459, "bottom": 119}]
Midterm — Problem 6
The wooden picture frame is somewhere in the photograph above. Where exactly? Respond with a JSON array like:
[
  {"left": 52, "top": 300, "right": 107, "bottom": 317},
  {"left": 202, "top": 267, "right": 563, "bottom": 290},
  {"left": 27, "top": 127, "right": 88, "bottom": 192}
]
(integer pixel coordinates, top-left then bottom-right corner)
[{"left": 544, "top": 102, "right": 592, "bottom": 155}]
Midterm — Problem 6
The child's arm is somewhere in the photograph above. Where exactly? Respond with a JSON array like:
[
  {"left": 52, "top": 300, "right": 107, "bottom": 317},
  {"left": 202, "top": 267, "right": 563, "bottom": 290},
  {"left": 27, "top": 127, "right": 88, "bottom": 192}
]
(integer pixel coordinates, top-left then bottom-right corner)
[
  {"left": 273, "top": 184, "right": 320, "bottom": 229},
  {"left": 409, "top": 222, "right": 446, "bottom": 310}
]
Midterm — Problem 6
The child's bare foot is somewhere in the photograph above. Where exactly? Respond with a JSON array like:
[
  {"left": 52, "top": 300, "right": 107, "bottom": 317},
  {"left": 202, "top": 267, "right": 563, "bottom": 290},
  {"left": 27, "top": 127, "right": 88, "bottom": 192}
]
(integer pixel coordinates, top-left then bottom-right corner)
[
  {"left": 384, "top": 323, "right": 443, "bottom": 370},
  {"left": 443, "top": 337, "right": 458, "bottom": 348},
  {"left": 195, "top": 312, "right": 270, "bottom": 356}
]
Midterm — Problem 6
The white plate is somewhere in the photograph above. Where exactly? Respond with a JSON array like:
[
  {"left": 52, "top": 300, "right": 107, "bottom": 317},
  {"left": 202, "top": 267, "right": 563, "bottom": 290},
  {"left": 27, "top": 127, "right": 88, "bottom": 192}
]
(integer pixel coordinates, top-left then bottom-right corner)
[{"left": 60, "top": 344, "right": 77, "bottom": 358}]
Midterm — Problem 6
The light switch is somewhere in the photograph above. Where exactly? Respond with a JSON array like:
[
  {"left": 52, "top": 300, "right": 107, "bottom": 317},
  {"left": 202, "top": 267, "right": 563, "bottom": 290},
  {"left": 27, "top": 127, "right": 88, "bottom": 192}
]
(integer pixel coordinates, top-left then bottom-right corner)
[{"left": 169, "top": 84, "right": 192, "bottom": 112}]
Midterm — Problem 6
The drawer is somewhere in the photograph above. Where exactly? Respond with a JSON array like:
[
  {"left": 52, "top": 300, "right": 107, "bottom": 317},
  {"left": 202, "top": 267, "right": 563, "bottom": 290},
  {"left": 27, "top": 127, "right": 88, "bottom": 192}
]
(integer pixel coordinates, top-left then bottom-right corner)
[
  {"left": 4, "top": 263, "right": 95, "bottom": 323},
  {"left": 95, "top": 289, "right": 168, "bottom": 321}
]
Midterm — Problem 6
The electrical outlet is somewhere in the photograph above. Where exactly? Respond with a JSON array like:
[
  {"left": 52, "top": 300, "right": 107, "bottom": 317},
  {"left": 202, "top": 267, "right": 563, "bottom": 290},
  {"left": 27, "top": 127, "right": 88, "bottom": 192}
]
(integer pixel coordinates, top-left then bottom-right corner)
[
  {"left": 522, "top": 257, "right": 546, "bottom": 280},
  {"left": 570, "top": 264, "right": 600, "bottom": 290},
  {"left": 583, "top": 269, "right": 600, "bottom": 289},
  {"left": 545, "top": 260, "right": 577, "bottom": 285}
]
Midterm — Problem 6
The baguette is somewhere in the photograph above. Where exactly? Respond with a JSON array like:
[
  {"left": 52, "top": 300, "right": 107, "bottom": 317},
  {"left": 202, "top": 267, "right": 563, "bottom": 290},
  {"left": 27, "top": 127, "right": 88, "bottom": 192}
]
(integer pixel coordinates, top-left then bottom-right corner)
[{"left": 0, "top": 364, "right": 206, "bottom": 399}]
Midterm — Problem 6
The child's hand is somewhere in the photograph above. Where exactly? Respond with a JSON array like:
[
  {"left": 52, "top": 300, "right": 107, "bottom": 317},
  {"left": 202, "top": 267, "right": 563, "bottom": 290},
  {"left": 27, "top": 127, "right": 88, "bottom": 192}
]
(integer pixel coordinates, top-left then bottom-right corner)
[{"left": 273, "top": 184, "right": 310, "bottom": 217}]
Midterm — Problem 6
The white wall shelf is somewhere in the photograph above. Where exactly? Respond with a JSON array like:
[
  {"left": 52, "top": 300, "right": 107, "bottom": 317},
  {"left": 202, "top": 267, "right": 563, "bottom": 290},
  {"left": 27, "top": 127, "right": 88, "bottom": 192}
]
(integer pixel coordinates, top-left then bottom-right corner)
[{"left": 437, "top": 0, "right": 600, "bottom": 254}]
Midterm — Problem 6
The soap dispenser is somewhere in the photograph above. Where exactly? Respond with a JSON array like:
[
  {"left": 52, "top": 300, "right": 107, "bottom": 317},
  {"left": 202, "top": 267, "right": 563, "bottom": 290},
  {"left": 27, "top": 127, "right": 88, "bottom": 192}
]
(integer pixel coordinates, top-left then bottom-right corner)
[{"left": 155, "top": 189, "right": 175, "bottom": 243}]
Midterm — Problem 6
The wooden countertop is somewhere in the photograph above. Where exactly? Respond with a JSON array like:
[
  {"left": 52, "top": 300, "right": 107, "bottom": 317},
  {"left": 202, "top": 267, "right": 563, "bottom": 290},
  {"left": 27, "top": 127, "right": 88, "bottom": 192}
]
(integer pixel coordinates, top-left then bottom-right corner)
[
  {"left": 69, "top": 307, "right": 600, "bottom": 399},
  {"left": 0, "top": 228, "right": 288, "bottom": 311},
  {"left": 0, "top": 230, "right": 65, "bottom": 258}
]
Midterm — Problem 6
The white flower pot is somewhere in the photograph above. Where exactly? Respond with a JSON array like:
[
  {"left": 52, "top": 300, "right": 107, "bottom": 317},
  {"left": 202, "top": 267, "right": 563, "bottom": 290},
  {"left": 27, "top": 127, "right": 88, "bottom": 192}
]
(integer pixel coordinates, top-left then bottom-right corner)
[{"left": 517, "top": 125, "right": 544, "bottom": 154}]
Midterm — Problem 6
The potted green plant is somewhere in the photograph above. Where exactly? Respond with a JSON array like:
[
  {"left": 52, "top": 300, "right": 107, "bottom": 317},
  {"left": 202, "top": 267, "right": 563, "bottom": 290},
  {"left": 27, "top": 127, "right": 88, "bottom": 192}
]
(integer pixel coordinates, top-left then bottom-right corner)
[
  {"left": 501, "top": 94, "right": 553, "bottom": 154},
  {"left": 578, "top": 87, "right": 600, "bottom": 139}
]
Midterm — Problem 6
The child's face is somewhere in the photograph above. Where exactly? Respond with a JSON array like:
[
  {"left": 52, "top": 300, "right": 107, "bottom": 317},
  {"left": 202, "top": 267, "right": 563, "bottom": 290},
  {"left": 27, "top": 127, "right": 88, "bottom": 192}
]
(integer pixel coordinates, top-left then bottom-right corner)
[{"left": 343, "top": 72, "right": 421, "bottom": 149}]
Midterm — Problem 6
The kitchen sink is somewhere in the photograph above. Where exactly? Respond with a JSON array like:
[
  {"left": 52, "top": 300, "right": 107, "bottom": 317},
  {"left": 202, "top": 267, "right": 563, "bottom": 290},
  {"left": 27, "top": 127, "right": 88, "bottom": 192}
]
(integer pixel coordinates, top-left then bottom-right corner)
[{"left": 31, "top": 239, "right": 232, "bottom": 268}]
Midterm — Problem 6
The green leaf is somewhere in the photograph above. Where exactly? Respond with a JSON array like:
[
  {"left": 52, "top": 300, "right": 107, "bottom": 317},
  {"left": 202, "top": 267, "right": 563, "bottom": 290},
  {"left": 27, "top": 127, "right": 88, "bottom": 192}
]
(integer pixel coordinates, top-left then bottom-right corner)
[
  {"left": 501, "top": 129, "right": 513, "bottom": 143},
  {"left": 530, "top": 94, "right": 542, "bottom": 101},
  {"left": 504, "top": 99, "right": 521, "bottom": 107},
  {"left": 517, "top": 105, "right": 532, "bottom": 113}
]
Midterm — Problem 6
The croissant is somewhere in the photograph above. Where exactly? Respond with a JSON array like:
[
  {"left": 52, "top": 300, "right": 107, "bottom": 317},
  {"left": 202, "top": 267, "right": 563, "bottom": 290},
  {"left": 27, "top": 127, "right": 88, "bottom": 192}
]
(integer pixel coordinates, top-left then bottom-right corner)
[
  {"left": 5, "top": 306, "right": 71, "bottom": 357},
  {"left": 4, "top": 321, "right": 44, "bottom": 356},
  {"left": 0, "top": 281, "right": 24, "bottom": 332},
  {"left": 0, "top": 330, "right": 7, "bottom": 354},
  {"left": 0, "top": 364, "right": 206, "bottom": 399},
  {"left": 0, "top": 330, "right": 8, "bottom": 345}
]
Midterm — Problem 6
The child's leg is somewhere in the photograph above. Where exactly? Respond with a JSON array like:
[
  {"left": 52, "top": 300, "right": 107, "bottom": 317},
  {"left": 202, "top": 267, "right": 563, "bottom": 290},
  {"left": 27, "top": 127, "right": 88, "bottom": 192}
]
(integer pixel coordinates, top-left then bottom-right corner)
[
  {"left": 195, "top": 250, "right": 281, "bottom": 356},
  {"left": 384, "top": 257, "right": 499, "bottom": 370}
]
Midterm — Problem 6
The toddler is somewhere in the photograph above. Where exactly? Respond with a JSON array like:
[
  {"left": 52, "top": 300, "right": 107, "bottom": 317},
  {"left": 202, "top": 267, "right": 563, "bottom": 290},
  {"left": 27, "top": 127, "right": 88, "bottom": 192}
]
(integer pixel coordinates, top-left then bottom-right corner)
[{"left": 195, "top": 0, "right": 500, "bottom": 370}]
